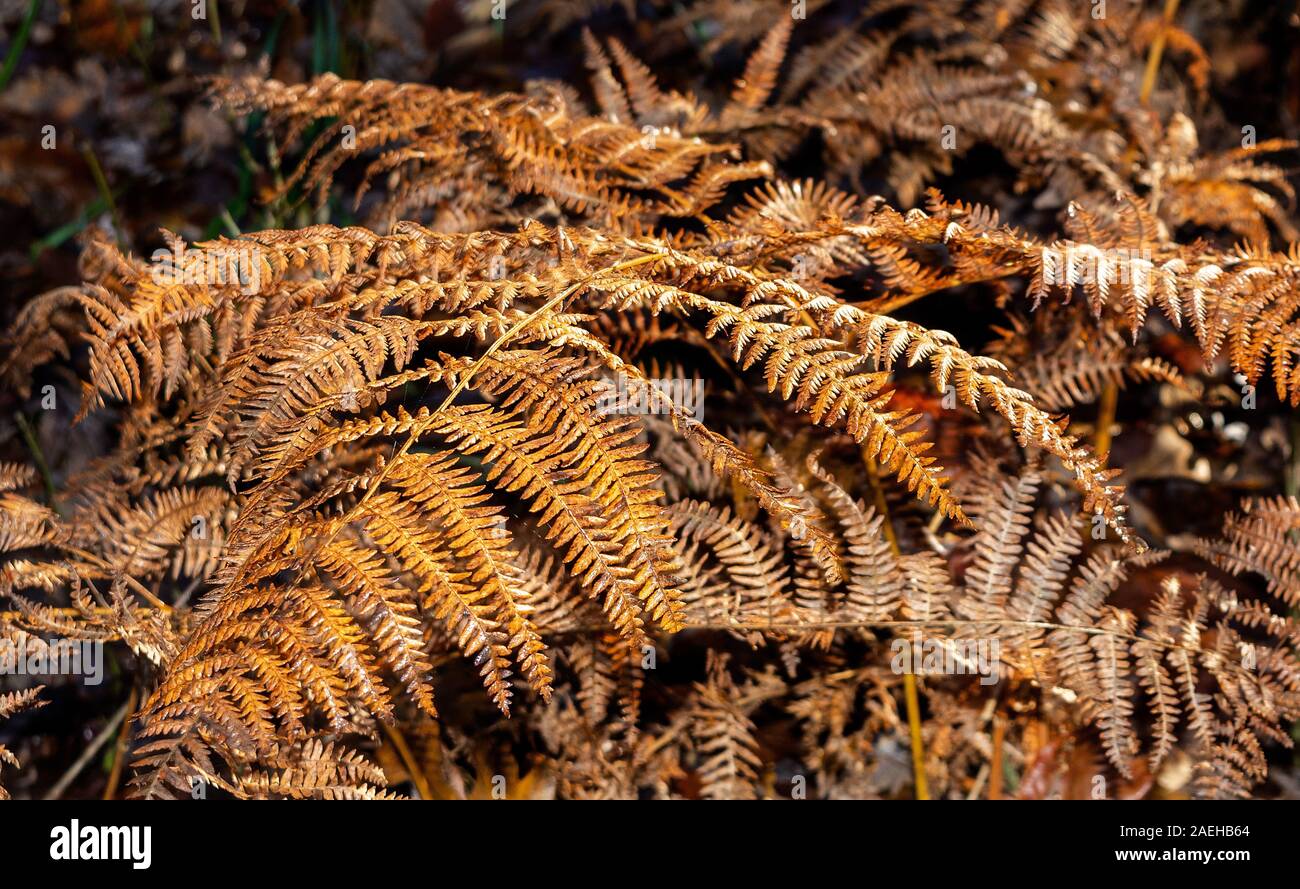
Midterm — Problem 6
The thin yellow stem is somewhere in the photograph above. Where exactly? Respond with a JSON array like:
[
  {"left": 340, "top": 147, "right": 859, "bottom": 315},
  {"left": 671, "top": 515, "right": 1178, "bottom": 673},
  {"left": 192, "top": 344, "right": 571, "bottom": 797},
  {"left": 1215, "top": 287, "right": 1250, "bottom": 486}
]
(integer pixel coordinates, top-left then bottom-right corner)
[
  {"left": 1121, "top": 0, "right": 1182, "bottom": 168},
  {"left": 81, "top": 144, "right": 124, "bottom": 245},
  {"left": 1139, "top": 0, "right": 1183, "bottom": 107},
  {"left": 102, "top": 686, "right": 140, "bottom": 800},
  {"left": 863, "top": 454, "right": 901, "bottom": 553},
  {"left": 44, "top": 695, "right": 131, "bottom": 800},
  {"left": 902, "top": 672, "right": 928, "bottom": 798},
  {"left": 1094, "top": 379, "right": 1119, "bottom": 460},
  {"left": 381, "top": 721, "right": 434, "bottom": 801},
  {"left": 863, "top": 455, "right": 929, "bottom": 799},
  {"left": 989, "top": 715, "right": 1006, "bottom": 800},
  {"left": 1098, "top": 1, "right": 1183, "bottom": 468}
]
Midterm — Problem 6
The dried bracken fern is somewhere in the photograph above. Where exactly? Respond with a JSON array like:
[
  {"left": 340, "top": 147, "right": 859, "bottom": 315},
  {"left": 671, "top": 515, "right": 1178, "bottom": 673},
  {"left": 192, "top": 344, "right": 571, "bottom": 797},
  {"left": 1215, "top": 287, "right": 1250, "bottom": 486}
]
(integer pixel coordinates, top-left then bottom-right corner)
[
  {"left": 212, "top": 73, "right": 770, "bottom": 230},
  {"left": 2, "top": 0, "right": 1299, "bottom": 801}
]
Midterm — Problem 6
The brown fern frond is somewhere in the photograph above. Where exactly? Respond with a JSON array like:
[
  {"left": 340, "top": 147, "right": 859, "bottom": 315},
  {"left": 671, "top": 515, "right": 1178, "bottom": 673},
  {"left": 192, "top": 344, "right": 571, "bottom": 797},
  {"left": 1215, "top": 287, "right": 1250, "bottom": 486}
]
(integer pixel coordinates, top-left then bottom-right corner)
[
  {"left": 670, "top": 498, "right": 791, "bottom": 633},
  {"left": 957, "top": 460, "right": 1039, "bottom": 623},
  {"left": 807, "top": 457, "right": 903, "bottom": 622},
  {"left": 1192, "top": 496, "right": 1300, "bottom": 606},
  {"left": 237, "top": 739, "right": 400, "bottom": 800},
  {"left": 0, "top": 287, "right": 82, "bottom": 397},
  {"left": 690, "top": 654, "right": 763, "bottom": 799},
  {"left": 0, "top": 685, "right": 45, "bottom": 800},
  {"left": 212, "top": 74, "right": 766, "bottom": 228}
]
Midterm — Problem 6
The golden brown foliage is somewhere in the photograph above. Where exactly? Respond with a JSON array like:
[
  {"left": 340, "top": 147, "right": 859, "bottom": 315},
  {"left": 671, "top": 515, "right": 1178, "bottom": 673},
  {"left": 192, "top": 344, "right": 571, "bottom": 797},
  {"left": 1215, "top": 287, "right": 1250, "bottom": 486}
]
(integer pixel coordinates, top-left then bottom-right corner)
[{"left": 3, "top": 0, "right": 1299, "bottom": 800}]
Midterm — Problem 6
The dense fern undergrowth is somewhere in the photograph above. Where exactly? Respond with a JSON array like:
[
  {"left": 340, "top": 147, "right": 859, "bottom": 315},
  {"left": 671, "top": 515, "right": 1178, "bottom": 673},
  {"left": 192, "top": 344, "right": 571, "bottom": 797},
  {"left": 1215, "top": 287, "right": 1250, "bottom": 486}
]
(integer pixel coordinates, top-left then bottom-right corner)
[{"left": 2, "top": 0, "right": 1300, "bottom": 800}]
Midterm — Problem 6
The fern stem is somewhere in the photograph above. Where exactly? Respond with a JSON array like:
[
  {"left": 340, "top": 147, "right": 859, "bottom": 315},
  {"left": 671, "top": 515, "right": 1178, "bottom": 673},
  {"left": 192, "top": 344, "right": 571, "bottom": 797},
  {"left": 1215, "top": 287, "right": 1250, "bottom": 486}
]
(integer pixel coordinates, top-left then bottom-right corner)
[
  {"left": 856, "top": 268, "right": 1020, "bottom": 316},
  {"left": 1094, "top": 378, "right": 1118, "bottom": 460},
  {"left": 1120, "top": 0, "right": 1182, "bottom": 175},
  {"left": 43, "top": 695, "right": 132, "bottom": 800},
  {"left": 381, "top": 722, "right": 434, "bottom": 800},
  {"left": 1099, "top": 0, "right": 1182, "bottom": 461},
  {"left": 0, "top": 610, "right": 1230, "bottom": 667},
  {"left": 901, "top": 673, "right": 928, "bottom": 798},
  {"left": 102, "top": 686, "right": 140, "bottom": 800},
  {"left": 0, "top": 0, "right": 39, "bottom": 92},
  {"left": 81, "top": 145, "right": 124, "bottom": 246},
  {"left": 863, "top": 455, "right": 901, "bottom": 552},
  {"left": 0, "top": 607, "right": 128, "bottom": 622},
  {"left": 988, "top": 715, "right": 1006, "bottom": 799},
  {"left": 864, "top": 454, "right": 929, "bottom": 799},
  {"left": 14, "top": 411, "right": 59, "bottom": 515},
  {"left": 0, "top": 561, "right": 175, "bottom": 623},
  {"left": 208, "top": 0, "right": 222, "bottom": 46},
  {"left": 1139, "top": 0, "right": 1183, "bottom": 107},
  {"left": 61, "top": 546, "right": 172, "bottom": 612}
]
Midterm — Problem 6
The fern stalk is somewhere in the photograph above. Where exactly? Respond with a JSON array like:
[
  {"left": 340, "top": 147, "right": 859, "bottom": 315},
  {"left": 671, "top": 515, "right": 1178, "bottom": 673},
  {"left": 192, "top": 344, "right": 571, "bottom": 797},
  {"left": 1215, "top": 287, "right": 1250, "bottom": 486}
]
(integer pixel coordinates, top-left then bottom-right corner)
[
  {"left": 988, "top": 716, "right": 1006, "bottom": 800},
  {"left": 0, "top": 0, "right": 39, "bottom": 92},
  {"left": 102, "top": 686, "right": 140, "bottom": 800},
  {"left": 1099, "top": 0, "right": 1183, "bottom": 460},
  {"left": 1139, "top": 0, "right": 1183, "bottom": 106},
  {"left": 14, "top": 412, "right": 58, "bottom": 514},
  {"left": 864, "top": 453, "right": 929, "bottom": 800},
  {"left": 1093, "top": 377, "right": 1119, "bottom": 460},
  {"left": 381, "top": 722, "right": 434, "bottom": 801},
  {"left": 43, "top": 696, "right": 131, "bottom": 800}
]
